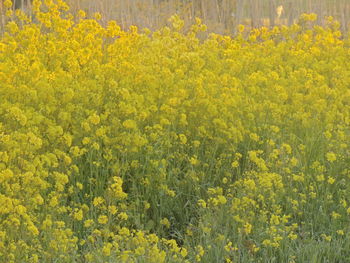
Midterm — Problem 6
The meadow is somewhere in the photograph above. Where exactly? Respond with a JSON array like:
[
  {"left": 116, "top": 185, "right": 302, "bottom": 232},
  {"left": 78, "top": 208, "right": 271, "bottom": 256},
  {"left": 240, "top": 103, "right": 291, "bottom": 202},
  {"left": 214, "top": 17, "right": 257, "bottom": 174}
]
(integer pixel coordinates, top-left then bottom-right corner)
[{"left": 0, "top": 0, "right": 350, "bottom": 262}]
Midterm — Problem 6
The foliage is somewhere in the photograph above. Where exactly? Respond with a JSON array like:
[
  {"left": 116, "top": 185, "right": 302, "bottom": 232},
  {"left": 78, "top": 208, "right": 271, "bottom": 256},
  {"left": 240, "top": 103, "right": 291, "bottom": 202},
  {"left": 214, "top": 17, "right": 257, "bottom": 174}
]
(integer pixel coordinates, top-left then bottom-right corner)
[{"left": 0, "top": 1, "right": 350, "bottom": 262}]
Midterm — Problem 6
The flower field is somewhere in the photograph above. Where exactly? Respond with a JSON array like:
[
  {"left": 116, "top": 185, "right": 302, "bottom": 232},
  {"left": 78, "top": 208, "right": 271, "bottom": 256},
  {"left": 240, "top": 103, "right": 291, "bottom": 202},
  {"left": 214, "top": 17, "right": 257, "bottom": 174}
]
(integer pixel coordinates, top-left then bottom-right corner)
[{"left": 1, "top": 1, "right": 350, "bottom": 262}]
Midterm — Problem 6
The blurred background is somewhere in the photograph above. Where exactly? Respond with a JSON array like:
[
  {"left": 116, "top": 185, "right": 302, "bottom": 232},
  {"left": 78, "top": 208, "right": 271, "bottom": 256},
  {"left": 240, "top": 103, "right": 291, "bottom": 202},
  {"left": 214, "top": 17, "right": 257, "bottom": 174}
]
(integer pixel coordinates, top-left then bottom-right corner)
[{"left": 3, "top": 0, "right": 350, "bottom": 34}]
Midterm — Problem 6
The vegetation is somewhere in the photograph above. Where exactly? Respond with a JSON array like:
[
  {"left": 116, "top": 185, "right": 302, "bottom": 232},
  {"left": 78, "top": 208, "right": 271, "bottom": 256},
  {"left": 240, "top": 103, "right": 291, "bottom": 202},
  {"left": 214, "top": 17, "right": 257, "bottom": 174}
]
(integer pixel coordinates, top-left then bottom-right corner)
[{"left": 0, "top": 0, "right": 350, "bottom": 262}]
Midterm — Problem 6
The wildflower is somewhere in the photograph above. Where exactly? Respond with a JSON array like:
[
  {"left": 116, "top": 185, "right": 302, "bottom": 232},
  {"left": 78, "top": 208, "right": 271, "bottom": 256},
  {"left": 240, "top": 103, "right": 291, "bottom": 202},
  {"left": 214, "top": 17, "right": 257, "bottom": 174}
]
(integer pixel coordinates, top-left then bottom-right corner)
[
  {"left": 108, "top": 205, "right": 118, "bottom": 215},
  {"left": 102, "top": 242, "right": 112, "bottom": 256},
  {"left": 231, "top": 161, "right": 239, "bottom": 168},
  {"left": 123, "top": 119, "right": 137, "bottom": 129},
  {"left": 321, "top": 234, "right": 332, "bottom": 242},
  {"left": 118, "top": 212, "right": 128, "bottom": 220},
  {"left": 336, "top": 230, "right": 344, "bottom": 236},
  {"left": 98, "top": 215, "right": 108, "bottom": 224},
  {"left": 179, "top": 134, "right": 187, "bottom": 144},
  {"left": 160, "top": 218, "right": 170, "bottom": 228},
  {"left": 76, "top": 182, "right": 83, "bottom": 190},
  {"left": 73, "top": 209, "right": 83, "bottom": 221},
  {"left": 78, "top": 10, "right": 86, "bottom": 18},
  {"left": 327, "top": 177, "right": 335, "bottom": 184},
  {"left": 84, "top": 219, "right": 94, "bottom": 228},
  {"left": 326, "top": 152, "right": 337, "bottom": 162},
  {"left": 195, "top": 245, "right": 205, "bottom": 262},
  {"left": 4, "top": 0, "right": 12, "bottom": 8},
  {"left": 237, "top": 24, "right": 245, "bottom": 33},
  {"left": 119, "top": 227, "right": 130, "bottom": 236},
  {"left": 93, "top": 197, "right": 104, "bottom": 207},
  {"left": 331, "top": 211, "right": 341, "bottom": 219},
  {"left": 243, "top": 222, "right": 252, "bottom": 234},
  {"left": 217, "top": 195, "right": 227, "bottom": 205}
]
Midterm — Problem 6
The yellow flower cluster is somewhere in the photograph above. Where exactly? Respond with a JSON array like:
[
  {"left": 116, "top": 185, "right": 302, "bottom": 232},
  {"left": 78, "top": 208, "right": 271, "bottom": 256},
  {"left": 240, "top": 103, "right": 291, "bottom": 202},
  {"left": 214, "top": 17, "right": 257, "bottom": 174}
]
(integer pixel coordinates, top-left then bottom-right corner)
[{"left": 0, "top": 1, "right": 350, "bottom": 262}]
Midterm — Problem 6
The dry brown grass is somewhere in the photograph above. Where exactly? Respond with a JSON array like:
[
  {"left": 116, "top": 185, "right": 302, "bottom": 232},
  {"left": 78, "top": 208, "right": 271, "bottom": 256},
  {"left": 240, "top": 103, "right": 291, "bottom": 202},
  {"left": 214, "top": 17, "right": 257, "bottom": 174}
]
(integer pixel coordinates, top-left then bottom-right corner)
[
  {"left": 2, "top": 0, "right": 350, "bottom": 34},
  {"left": 66, "top": 0, "right": 350, "bottom": 34}
]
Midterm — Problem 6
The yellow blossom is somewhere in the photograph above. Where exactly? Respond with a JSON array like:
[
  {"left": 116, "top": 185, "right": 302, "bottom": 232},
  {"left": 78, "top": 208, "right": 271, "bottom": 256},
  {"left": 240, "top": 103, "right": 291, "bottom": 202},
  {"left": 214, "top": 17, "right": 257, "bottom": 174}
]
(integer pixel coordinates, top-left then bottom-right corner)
[
  {"left": 98, "top": 215, "right": 108, "bottom": 224},
  {"left": 326, "top": 152, "right": 337, "bottom": 162},
  {"left": 160, "top": 218, "right": 171, "bottom": 228}
]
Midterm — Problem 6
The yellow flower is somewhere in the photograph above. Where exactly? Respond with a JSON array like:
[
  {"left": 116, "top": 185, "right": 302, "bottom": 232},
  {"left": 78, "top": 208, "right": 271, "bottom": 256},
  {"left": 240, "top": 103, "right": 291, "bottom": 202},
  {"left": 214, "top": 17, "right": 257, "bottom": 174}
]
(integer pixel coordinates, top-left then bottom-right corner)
[
  {"left": 326, "top": 152, "right": 337, "bottom": 162},
  {"left": 98, "top": 215, "right": 108, "bottom": 224},
  {"left": 123, "top": 119, "right": 137, "bottom": 129},
  {"left": 327, "top": 177, "right": 335, "bottom": 184},
  {"left": 28, "top": 224, "right": 39, "bottom": 236},
  {"left": 119, "top": 227, "right": 130, "bottom": 236},
  {"left": 336, "top": 230, "right": 344, "bottom": 236},
  {"left": 89, "top": 114, "right": 100, "bottom": 125},
  {"left": 331, "top": 211, "right": 341, "bottom": 220},
  {"left": 217, "top": 195, "right": 227, "bottom": 205},
  {"left": 180, "top": 248, "right": 188, "bottom": 257},
  {"left": 288, "top": 232, "right": 298, "bottom": 240},
  {"left": 108, "top": 205, "right": 118, "bottom": 215},
  {"left": 73, "top": 209, "right": 83, "bottom": 221},
  {"left": 231, "top": 161, "right": 239, "bottom": 168},
  {"left": 250, "top": 133, "right": 259, "bottom": 142},
  {"left": 160, "top": 218, "right": 170, "bottom": 228},
  {"left": 321, "top": 234, "right": 332, "bottom": 242},
  {"left": 179, "top": 134, "right": 187, "bottom": 144},
  {"left": 102, "top": 242, "right": 112, "bottom": 256},
  {"left": 78, "top": 10, "right": 86, "bottom": 18},
  {"left": 135, "top": 246, "right": 145, "bottom": 256},
  {"left": 109, "top": 176, "right": 128, "bottom": 199},
  {"left": 190, "top": 156, "right": 199, "bottom": 166},
  {"left": 94, "top": 12, "right": 102, "bottom": 20},
  {"left": 243, "top": 222, "right": 252, "bottom": 234},
  {"left": 76, "top": 182, "right": 83, "bottom": 190},
  {"left": 4, "top": 0, "right": 12, "bottom": 8},
  {"left": 118, "top": 212, "right": 128, "bottom": 220},
  {"left": 93, "top": 197, "right": 104, "bottom": 207},
  {"left": 195, "top": 245, "right": 205, "bottom": 262},
  {"left": 82, "top": 137, "right": 91, "bottom": 145},
  {"left": 84, "top": 219, "right": 94, "bottom": 228},
  {"left": 42, "top": 217, "right": 53, "bottom": 230},
  {"left": 237, "top": 24, "right": 245, "bottom": 33}
]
